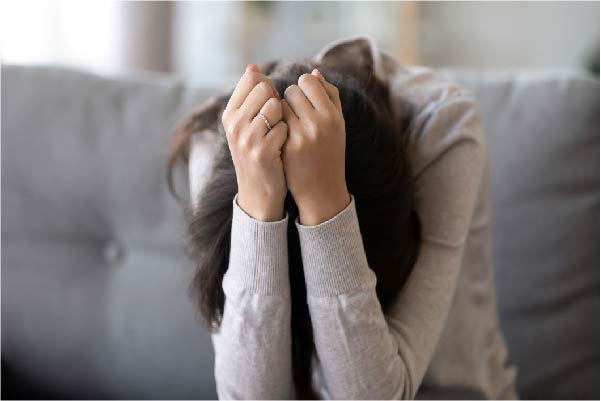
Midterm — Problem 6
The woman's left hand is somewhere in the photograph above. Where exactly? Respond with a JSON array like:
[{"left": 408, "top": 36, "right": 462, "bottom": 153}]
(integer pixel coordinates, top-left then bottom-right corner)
[{"left": 281, "top": 69, "right": 350, "bottom": 226}]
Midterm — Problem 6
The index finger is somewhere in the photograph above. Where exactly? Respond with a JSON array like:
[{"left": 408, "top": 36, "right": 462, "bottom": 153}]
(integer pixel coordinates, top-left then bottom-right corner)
[
  {"left": 226, "top": 64, "right": 279, "bottom": 111},
  {"left": 312, "top": 69, "right": 342, "bottom": 112}
]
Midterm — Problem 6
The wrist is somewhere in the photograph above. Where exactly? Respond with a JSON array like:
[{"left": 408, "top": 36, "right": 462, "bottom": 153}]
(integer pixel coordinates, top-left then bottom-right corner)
[
  {"left": 236, "top": 192, "right": 285, "bottom": 222},
  {"left": 297, "top": 187, "right": 351, "bottom": 226}
]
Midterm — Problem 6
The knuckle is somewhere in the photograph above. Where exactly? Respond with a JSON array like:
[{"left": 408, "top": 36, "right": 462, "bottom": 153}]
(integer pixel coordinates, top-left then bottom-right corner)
[
  {"left": 250, "top": 146, "right": 266, "bottom": 162},
  {"left": 306, "top": 120, "right": 319, "bottom": 136},
  {"left": 274, "top": 122, "right": 287, "bottom": 136},
  {"left": 222, "top": 121, "right": 231, "bottom": 136},
  {"left": 257, "top": 81, "right": 271, "bottom": 95},
  {"left": 284, "top": 84, "right": 298, "bottom": 98},
  {"left": 229, "top": 115, "right": 244, "bottom": 135},
  {"left": 238, "top": 135, "right": 251, "bottom": 152},
  {"left": 265, "top": 96, "right": 280, "bottom": 110},
  {"left": 284, "top": 138, "right": 296, "bottom": 152},
  {"left": 221, "top": 108, "right": 230, "bottom": 121},
  {"left": 295, "top": 138, "right": 307, "bottom": 152},
  {"left": 222, "top": 117, "right": 234, "bottom": 135},
  {"left": 243, "top": 71, "right": 259, "bottom": 85},
  {"left": 221, "top": 115, "right": 230, "bottom": 132},
  {"left": 298, "top": 73, "right": 313, "bottom": 85},
  {"left": 319, "top": 111, "right": 332, "bottom": 123},
  {"left": 221, "top": 109, "right": 233, "bottom": 126}
]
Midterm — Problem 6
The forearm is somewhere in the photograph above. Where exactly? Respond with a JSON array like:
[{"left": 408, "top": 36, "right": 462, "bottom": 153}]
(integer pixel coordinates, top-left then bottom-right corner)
[
  {"left": 212, "top": 195, "right": 294, "bottom": 399},
  {"left": 296, "top": 196, "right": 416, "bottom": 399}
]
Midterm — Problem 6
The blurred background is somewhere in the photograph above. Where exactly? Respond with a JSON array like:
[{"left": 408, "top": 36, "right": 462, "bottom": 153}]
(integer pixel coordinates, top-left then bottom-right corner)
[
  {"left": 1, "top": 1, "right": 599, "bottom": 85},
  {"left": 2, "top": 1, "right": 599, "bottom": 400}
]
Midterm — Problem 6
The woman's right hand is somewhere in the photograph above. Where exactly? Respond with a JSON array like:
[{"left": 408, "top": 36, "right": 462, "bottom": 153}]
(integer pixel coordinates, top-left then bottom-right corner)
[{"left": 222, "top": 64, "right": 288, "bottom": 222}]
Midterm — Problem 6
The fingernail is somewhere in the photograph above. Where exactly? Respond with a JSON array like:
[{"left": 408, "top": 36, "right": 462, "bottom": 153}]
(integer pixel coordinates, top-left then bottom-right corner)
[{"left": 246, "top": 64, "right": 260, "bottom": 73}]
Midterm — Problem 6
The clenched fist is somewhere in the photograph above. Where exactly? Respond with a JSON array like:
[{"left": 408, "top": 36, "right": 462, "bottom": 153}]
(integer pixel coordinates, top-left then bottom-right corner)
[
  {"left": 281, "top": 69, "right": 351, "bottom": 226},
  {"left": 222, "top": 64, "right": 288, "bottom": 222}
]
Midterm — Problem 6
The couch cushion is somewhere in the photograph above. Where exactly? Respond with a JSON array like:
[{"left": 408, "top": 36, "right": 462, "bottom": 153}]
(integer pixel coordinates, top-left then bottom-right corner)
[
  {"left": 445, "top": 70, "right": 600, "bottom": 399},
  {"left": 1, "top": 65, "right": 219, "bottom": 399},
  {"left": 3, "top": 64, "right": 599, "bottom": 400}
]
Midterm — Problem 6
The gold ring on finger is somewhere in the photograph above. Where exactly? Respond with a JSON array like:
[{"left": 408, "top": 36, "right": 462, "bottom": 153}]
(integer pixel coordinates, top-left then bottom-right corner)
[{"left": 257, "top": 112, "right": 271, "bottom": 131}]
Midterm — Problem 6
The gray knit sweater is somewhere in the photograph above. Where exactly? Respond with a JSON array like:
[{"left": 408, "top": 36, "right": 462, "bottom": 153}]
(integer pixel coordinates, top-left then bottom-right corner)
[{"left": 189, "top": 37, "right": 519, "bottom": 400}]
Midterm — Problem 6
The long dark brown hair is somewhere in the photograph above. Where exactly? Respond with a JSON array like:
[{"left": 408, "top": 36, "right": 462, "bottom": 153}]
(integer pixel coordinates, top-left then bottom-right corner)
[{"left": 167, "top": 56, "right": 421, "bottom": 399}]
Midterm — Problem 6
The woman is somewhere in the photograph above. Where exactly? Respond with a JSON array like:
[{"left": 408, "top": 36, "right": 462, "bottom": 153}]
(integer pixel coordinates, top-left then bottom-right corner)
[{"left": 168, "top": 36, "right": 518, "bottom": 399}]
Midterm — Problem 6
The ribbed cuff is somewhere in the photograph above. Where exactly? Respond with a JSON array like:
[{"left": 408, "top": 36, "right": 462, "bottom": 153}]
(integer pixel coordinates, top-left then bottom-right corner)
[
  {"left": 295, "top": 195, "right": 375, "bottom": 297},
  {"left": 224, "top": 194, "right": 290, "bottom": 295}
]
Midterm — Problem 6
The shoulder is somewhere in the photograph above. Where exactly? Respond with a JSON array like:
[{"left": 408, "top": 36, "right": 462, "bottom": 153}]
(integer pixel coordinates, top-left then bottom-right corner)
[
  {"left": 389, "top": 64, "right": 487, "bottom": 179},
  {"left": 386, "top": 62, "right": 488, "bottom": 244}
]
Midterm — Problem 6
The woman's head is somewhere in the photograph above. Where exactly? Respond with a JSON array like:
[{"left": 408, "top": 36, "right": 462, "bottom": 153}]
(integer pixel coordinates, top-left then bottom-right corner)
[{"left": 168, "top": 55, "right": 420, "bottom": 398}]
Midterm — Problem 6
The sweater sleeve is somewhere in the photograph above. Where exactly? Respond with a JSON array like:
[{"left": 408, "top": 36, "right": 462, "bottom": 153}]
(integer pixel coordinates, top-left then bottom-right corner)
[
  {"left": 210, "top": 194, "right": 295, "bottom": 400},
  {"left": 296, "top": 98, "right": 486, "bottom": 399}
]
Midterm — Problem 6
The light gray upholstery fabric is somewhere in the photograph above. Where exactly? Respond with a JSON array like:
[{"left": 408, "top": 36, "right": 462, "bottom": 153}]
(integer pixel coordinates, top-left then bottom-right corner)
[
  {"left": 2, "top": 65, "right": 599, "bottom": 399},
  {"left": 445, "top": 70, "right": 600, "bottom": 400},
  {"left": 1, "top": 65, "right": 219, "bottom": 399}
]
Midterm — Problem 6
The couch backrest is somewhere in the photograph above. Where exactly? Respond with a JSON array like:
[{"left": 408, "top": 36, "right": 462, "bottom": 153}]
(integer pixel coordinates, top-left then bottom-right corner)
[
  {"left": 2, "top": 65, "right": 599, "bottom": 399},
  {"left": 1, "top": 65, "right": 220, "bottom": 399},
  {"left": 445, "top": 69, "right": 600, "bottom": 399}
]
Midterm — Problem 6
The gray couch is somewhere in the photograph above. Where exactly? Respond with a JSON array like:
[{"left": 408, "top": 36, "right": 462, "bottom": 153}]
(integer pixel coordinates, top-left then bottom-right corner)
[{"left": 2, "top": 65, "right": 599, "bottom": 399}]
